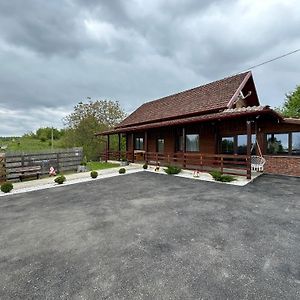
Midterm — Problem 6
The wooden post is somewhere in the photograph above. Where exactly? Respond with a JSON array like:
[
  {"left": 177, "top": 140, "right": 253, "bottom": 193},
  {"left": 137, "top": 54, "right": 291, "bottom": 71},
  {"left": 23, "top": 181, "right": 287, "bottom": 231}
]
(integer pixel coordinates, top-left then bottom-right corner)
[
  {"left": 182, "top": 127, "right": 186, "bottom": 168},
  {"left": 118, "top": 133, "right": 121, "bottom": 161},
  {"left": 145, "top": 131, "right": 148, "bottom": 163},
  {"left": 131, "top": 133, "right": 134, "bottom": 163},
  {"left": 56, "top": 153, "right": 60, "bottom": 173},
  {"left": 214, "top": 122, "right": 219, "bottom": 154},
  {"left": 246, "top": 121, "right": 252, "bottom": 179},
  {"left": 106, "top": 135, "right": 110, "bottom": 162},
  {"left": 220, "top": 156, "right": 224, "bottom": 174},
  {"left": 21, "top": 154, "right": 24, "bottom": 168},
  {"left": 200, "top": 154, "right": 203, "bottom": 171}
]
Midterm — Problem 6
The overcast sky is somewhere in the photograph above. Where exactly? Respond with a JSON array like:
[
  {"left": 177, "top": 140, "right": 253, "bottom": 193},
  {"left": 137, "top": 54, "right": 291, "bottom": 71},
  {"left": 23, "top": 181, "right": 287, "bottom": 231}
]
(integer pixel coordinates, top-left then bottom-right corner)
[{"left": 0, "top": 0, "right": 299, "bottom": 136}]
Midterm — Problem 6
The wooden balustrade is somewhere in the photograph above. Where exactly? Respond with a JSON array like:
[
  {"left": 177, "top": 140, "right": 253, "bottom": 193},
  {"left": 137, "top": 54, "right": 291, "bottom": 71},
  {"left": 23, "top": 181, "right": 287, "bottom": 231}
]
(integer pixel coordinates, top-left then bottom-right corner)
[{"left": 100, "top": 150, "right": 251, "bottom": 178}]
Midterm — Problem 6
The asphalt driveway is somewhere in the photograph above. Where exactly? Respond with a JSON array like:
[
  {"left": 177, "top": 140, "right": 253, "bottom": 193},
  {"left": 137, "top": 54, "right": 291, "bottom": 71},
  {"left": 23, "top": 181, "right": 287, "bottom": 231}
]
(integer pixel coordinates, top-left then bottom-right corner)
[{"left": 0, "top": 172, "right": 299, "bottom": 299}]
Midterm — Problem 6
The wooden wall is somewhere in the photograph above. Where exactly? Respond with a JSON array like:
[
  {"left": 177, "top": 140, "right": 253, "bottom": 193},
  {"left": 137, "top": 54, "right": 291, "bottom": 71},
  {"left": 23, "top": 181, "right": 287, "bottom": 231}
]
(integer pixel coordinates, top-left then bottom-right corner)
[{"left": 125, "top": 116, "right": 300, "bottom": 156}]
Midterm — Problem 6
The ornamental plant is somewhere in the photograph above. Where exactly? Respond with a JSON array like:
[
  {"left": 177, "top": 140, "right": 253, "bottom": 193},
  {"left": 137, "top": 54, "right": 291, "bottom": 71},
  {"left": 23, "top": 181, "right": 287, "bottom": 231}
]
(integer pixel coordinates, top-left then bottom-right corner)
[
  {"left": 90, "top": 170, "right": 98, "bottom": 178},
  {"left": 164, "top": 165, "right": 181, "bottom": 175},
  {"left": 1, "top": 182, "right": 13, "bottom": 193},
  {"left": 119, "top": 168, "right": 126, "bottom": 174},
  {"left": 143, "top": 163, "right": 148, "bottom": 170},
  {"left": 54, "top": 175, "right": 66, "bottom": 184},
  {"left": 209, "top": 170, "right": 235, "bottom": 182}
]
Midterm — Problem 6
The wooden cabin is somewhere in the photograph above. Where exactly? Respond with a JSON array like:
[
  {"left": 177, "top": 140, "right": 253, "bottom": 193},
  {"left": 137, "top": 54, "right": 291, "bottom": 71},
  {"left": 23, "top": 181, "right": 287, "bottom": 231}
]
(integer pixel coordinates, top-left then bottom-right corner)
[{"left": 96, "top": 71, "right": 300, "bottom": 178}]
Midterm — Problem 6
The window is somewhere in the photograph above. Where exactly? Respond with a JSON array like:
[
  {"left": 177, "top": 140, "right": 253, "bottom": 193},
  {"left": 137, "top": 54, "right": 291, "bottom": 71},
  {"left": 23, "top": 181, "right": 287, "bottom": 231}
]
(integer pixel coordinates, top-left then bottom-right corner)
[
  {"left": 221, "top": 137, "right": 234, "bottom": 154},
  {"left": 157, "top": 138, "right": 165, "bottom": 153},
  {"left": 266, "top": 133, "right": 289, "bottom": 154},
  {"left": 292, "top": 132, "right": 300, "bottom": 155},
  {"left": 135, "top": 137, "right": 144, "bottom": 150},
  {"left": 237, "top": 134, "right": 256, "bottom": 155},
  {"left": 186, "top": 134, "right": 199, "bottom": 152}
]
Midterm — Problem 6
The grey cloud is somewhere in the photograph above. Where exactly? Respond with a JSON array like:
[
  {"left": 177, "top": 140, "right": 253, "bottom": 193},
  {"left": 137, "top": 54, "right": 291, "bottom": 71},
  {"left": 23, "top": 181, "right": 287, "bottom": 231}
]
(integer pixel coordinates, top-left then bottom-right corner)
[
  {"left": 0, "top": 0, "right": 88, "bottom": 56},
  {"left": 0, "top": 0, "right": 300, "bottom": 136}
]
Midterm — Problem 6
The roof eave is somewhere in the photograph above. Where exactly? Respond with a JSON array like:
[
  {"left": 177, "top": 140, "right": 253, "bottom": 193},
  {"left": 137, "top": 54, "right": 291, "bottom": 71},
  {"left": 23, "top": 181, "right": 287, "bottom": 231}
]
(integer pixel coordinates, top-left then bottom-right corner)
[{"left": 95, "top": 108, "right": 281, "bottom": 136}]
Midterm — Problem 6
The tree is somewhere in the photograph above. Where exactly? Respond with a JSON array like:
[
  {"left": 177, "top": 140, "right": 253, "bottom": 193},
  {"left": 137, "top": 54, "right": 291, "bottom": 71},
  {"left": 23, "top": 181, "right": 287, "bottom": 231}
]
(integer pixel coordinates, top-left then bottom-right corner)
[
  {"left": 35, "top": 127, "right": 61, "bottom": 141},
  {"left": 63, "top": 100, "right": 126, "bottom": 160},
  {"left": 278, "top": 85, "right": 300, "bottom": 118}
]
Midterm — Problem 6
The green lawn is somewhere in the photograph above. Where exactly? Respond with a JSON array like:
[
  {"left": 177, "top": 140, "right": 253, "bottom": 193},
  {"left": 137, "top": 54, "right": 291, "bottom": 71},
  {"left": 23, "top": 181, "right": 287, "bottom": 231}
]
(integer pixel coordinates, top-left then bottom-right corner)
[
  {"left": 0, "top": 137, "right": 65, "bottom": 152},
  {"left": 87, "top": 161, "right": 120, "bottom": 171}
]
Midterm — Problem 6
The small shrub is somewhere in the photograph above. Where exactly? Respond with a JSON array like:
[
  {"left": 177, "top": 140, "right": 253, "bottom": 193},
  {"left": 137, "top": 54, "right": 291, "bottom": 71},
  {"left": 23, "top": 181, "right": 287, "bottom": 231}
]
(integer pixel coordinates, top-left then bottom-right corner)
[
  {"left": 1, "top": 182, "right": 13, "bottom": 193},
  {"left": 209, "top": 170, "right": 235, "bottom": 182},
  {"left": 164, "top": 165, "right": 181, "bottom": 175},
  {"left": 219, "top": 174, "right": 236, "bottom": 182},
  {"left": 143, "top": 163, "right": 148, "bottom": 170},
  {"left": 209, "top": 170, "right": 222, "bottom": 181},
  {"left": 54, "top": 175, "right": 66, "bottom": 184},
  {"left": 119, "top": 168, "right": 126, "bottom": 174},
  {"left": 90, "top": 170, "right": 98, "bottom": 178}
]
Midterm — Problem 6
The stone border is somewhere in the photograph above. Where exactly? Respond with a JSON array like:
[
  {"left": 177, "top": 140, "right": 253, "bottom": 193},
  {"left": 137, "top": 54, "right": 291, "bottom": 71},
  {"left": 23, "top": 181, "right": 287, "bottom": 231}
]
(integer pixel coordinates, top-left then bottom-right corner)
[
  {"left": 0, "top": 164, "right": 261, "bottom": 197},
  {"left": 143, "top": 165, "right": 261, "bottom": 186}
]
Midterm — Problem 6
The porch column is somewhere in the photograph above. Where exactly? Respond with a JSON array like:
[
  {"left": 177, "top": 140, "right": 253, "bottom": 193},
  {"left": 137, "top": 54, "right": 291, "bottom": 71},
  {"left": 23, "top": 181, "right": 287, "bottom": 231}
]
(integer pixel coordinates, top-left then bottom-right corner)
[
  {"left": 182, "top": 127, "right": 186, "bottom": 168},
  {"left": 107, "top": 134, "right": 110, "bottom": 162},
  {"left": 118, "top": 133, "right": 121, "bottom": 161},
  {"left": 145, "top": 131, "right": 148, "bottom": 163},
  {"left": 246, "top": 121, "right": 252, "bottom": 179},
  {"left": 214, "top": 122, "right": 219, "bottom": 154},
  {"left": 131, "top": 133, "right": 135, "bottom": 162}
]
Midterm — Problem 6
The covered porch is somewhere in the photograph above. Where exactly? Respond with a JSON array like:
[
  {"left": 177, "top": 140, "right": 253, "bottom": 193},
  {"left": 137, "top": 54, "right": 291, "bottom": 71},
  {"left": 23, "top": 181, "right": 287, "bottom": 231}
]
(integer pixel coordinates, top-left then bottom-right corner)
[{"left": 99, "top": 118, "right": 254, "bottom": 179}]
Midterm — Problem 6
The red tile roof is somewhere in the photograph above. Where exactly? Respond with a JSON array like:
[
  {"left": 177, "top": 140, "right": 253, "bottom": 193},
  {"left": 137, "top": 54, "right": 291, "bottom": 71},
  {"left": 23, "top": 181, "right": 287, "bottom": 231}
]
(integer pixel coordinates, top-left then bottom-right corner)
[
  {"left": 117, "top": 71, "right": 252, "bottom": 128},
  {"left": 98, "top": 106, "right": 282, "bottom": 135}
]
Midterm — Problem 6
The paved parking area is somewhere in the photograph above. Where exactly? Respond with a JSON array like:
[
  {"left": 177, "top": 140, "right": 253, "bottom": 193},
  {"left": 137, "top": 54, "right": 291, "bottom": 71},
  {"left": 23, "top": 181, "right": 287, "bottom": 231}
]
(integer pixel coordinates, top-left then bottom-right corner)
[{"left": 0, "top": 172, "right": 299, "bottom": 299}]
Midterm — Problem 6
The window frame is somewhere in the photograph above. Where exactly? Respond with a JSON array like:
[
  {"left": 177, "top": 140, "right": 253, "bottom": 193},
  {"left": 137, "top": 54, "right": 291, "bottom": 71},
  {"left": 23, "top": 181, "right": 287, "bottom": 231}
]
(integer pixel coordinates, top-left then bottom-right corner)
[
  {"left": 185, "top": 134, "right": 200, "bottom": 152},
  {"left": 134, "top": 136, "right": 144, "bottom": 150},
  {"left": 292, "top": 132, "right": 300, "bottom": 155},
  {"left": 265, "top": 132, "right": 300, "bottom": 156},
  {"left": 221, "top": 136, "right": 235, "bottom": 154}
]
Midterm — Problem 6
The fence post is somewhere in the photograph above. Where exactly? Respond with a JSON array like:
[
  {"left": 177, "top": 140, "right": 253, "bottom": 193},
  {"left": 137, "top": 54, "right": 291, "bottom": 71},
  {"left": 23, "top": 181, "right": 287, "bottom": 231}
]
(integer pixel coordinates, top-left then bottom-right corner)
[
  {"left": 246, "top": 157, "right": 251, "bottom": 179},
  {"left": 220, "top": 156, "right": 224, "bottom": 174},
  {"left": 21, "top": 154, "right": 24, "bottom": 167},
  {"left": 57, "top": 153, "right": 60, "bottom": 173},
  {"left": 200, "top": 154, "right": 203, "bottom": 171},
  {"left": 0, "top": 154, "right": 6, "bottom": 182}
]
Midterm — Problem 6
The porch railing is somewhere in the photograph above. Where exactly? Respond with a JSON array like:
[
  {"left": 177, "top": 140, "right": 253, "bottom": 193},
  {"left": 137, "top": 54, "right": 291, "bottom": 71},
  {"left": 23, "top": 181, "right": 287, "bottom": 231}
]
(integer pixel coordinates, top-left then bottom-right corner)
[{"left": 100, "top": 151, "right": 251, "bottom": 179}]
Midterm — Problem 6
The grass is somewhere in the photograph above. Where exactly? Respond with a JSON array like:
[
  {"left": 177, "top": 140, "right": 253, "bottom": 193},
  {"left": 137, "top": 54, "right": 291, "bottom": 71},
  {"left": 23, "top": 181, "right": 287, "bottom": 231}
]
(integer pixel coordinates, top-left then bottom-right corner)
[
  {"left": 87, "top": 161, "right": 119, "bottom": 171},
  {"left": 0, "top": 137, "right": 65, "bottom": 153}
]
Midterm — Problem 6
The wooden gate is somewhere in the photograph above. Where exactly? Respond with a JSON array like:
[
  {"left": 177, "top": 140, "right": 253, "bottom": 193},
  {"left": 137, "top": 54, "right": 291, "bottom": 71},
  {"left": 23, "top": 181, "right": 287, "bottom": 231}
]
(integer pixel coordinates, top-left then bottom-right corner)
[{"left": 0, "top": 154, "right": 5, "bottom": 182}]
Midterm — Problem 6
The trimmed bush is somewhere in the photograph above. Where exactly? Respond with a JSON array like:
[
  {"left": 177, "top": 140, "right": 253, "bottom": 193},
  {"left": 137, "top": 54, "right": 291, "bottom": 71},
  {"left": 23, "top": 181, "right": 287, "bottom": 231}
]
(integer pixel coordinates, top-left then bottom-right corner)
[
  {"left": 164, "top": 165, "right": 181, "bottom": 175},
  {"left": 219, "top": 174, "right": 236, "bottom": 182},
  {"left": 209, "top": 170, "right": 235, "bottom": 182},
  {"left": 1, "top": 182, "right": 13, "bottom": 193},
  {"left": 119, "top": 168, "right": 126, "bottom": 174},
  {"left": 143, "top": 163, "right": 148, "bottom": 170},
  {"left": 54, "top": 175, "right": 66, "bottom": 184},
  {"left": 90, "top": 170, "right": 98, "bottom": 178},
  {"left": 209, "top": 170, "right": 222, "bottom": 181}
]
